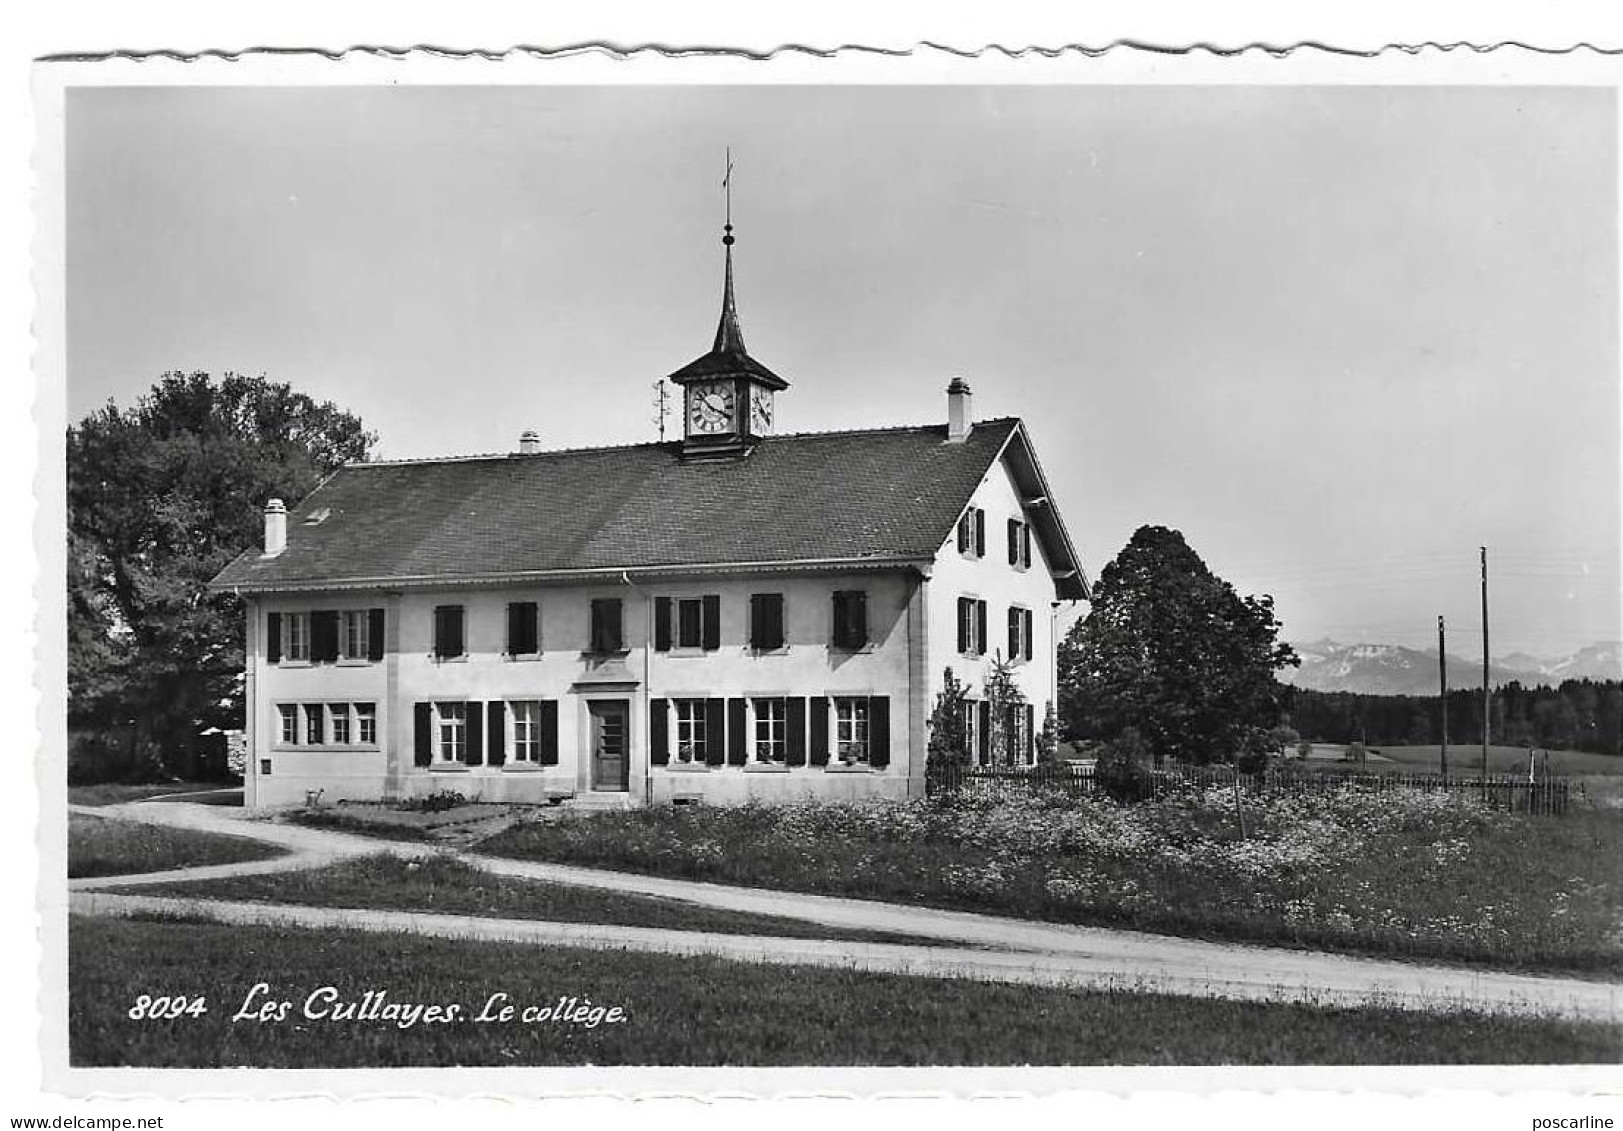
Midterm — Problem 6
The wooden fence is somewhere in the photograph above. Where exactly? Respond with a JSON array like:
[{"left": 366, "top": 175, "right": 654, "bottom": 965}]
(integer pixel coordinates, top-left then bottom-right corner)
[{"left": 925, "top": 760, "right": 1575, "bottom": 816}]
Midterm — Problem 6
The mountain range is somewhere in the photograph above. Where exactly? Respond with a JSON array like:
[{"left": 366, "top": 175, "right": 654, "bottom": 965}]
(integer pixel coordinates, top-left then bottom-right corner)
[{"left": 1282, "top": 639, "right": 1623, "bottom": 696}]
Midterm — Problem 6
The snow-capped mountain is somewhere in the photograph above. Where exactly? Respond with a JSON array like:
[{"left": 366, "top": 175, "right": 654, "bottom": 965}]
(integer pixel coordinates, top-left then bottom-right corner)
[{"left": 1283, "top": 639, "right": 1622, "bottom": 695}]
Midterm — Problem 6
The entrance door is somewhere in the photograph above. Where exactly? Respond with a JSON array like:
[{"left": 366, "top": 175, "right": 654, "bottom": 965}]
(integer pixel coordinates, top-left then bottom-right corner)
[{"left": 589, "top": 699, "right": 630, "bottom": 791}]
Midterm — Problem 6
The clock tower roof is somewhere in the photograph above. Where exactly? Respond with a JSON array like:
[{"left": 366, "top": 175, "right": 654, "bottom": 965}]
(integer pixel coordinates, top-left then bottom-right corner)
[{"left": 666, "top": 222, "right": 790, "bottom": 391}]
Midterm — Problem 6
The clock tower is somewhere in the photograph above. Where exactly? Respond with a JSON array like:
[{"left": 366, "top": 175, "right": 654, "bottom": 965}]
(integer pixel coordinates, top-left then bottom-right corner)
[{"left": 666, "top": 212, "right": 788, "bottom": 456}]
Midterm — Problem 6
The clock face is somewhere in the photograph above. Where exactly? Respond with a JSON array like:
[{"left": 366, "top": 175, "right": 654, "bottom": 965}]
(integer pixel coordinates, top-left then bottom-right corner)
[
  {"left": 688, "top": 382, "right": 736, "bottom": 434},
  {"left": 749, "top": 386, "right": 774, "bottom": 434}
]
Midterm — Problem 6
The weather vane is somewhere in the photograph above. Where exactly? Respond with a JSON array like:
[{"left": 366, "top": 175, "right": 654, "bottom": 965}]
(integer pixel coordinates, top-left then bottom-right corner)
[{"left": 722, "top": 147, "right": 734, "bottom": 244}]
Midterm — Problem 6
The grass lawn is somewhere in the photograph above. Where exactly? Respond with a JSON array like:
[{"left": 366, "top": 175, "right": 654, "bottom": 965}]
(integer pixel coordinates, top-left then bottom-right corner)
[
  {"left": 68, "top": 916, "right": 1622, "bottom": 1067},
  {"left": 479, "top": 791, "right": 1623, "bottom": 977},
  {"left": 68, "top": 813, "right": 285, "bottom": 879},
  {"left": 69, "top": 782, "right": 238, "bottom": 807},
  {"left": 135, "top": 854, "right": 941, "bottom": 946}
]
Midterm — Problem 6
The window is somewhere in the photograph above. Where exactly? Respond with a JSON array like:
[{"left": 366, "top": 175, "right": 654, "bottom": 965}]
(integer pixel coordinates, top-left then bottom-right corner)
[
  {"left": 510, "top": 700, "right": 542, "bottom": 762},
  {"left": 285, "top": 612, "right": 311, "bottom": 662},
  {"left": 328, "top": 703, "right": 351, "bottom": 745},
  {"left": 673, "top": 698, "right": 707, "bottom": 764},
  {"left": 433, "top": 605, "right": 466, "bottom": 659},
  {"left": 831, "top": 590, "right": 868, "bottom": 650},
  {"left": 304, "top": 703, "right": 324, "bottom": 746},
  {"left": 960, "top": 699, "right": 981, "bottom": 764},
  {"left": 656, "top": 595, "right": 720, "bottom": 652},
  {"left": 278, "top": 704, "right": 298, "bottom": 745},
  {"left": 957, "top": 507, "right": 986, "bottom": 557},
  {"left": 341, "top": 611, "right": 369, "bottom": 660},
  {"left": 356, "top": 703, "right": 377, "bottom": 745},
  {"left": 436, "top": 701, "right": 467, "bottom": 762},
  {"left": 590, "top": 598, "right": 624, "bottom": 653},
  {"left": 753, "top": 697, "right": 786, "bottom": 763},
  {"left": 1007, "top": 704, "right": 1034, "bottom": 764},
  {"left": 507, "top": 601, "right": 540, "bottom": 655},
  {"left": 749, "top": 593, "right": 785, "bottom": 650},
  {"left": 957, "top": 596, "right": 988, "bottom": 656},
  {"left": 834, "top": 697, "right": 871, "bottom": 765},
  {"left": 1008, "top": 518, "right": 1033, "bottom": 569},
  {"left": 1008, "top": 606, "right": 1034, "bottom": 662}
]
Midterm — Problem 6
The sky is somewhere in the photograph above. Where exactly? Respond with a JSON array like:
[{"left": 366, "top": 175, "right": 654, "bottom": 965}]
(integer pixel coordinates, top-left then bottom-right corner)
[{"left": 64, "top": 83, "right": 1621, "bottom": 659}]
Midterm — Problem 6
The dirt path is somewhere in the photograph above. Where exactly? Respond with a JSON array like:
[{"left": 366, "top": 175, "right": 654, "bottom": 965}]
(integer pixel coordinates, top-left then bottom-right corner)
[{"left": 67, "top": 799, "right": 1623, "bottom": 1022}]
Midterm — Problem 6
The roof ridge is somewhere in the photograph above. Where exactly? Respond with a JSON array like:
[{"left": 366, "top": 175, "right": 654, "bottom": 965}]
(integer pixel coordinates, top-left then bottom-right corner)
[{"left": 343, "top": 418, "right": 1023, "bottom": 470}]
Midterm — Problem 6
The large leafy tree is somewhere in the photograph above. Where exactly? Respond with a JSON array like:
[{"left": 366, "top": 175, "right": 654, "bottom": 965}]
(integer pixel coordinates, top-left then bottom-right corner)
[
  {"left": 68, "top": 372, "right": 375, "bottom": 770},
  {"left": 1059, "top": 525, "right": 1298, "bottom": 765}
]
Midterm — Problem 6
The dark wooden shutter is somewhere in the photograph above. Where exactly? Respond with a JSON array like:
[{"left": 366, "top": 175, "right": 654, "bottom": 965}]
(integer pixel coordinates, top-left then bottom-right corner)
[
  {"left": 702, "top": 595, "right": 721, "bottom": 651},
  {"left": 1021, "top": 523, "right": 1033, "bottom": 569},
  {"left": 976, "top": 600, "right": 988, "bottom": 656},
  {"left": 957, "top": 597, "right": 969, "bottom": 654},
  {"left": 974, "top": 509, "right": 985, "bottom": 556},
  {"left": 1023, "top": 609, "right": 1034, "bottom": 661},
  {"left": 748, "top": 595, "right": 764, "bottom": 649},
  {"left": 704, "top": 698, "right": 727, "bottom": 766},
  {"left": 649, "top": 698, "right": 669, "bottom": 766},
  {"left": 1007, "top": 518, "right": 1020, "bottom": 565},
  {"left": 786, "top": 697, "right": 807, "bottom": 766},
  {"left": 312, "top": 611, "right": 338, "bottom": 663},
  {"left": 367, "top": 608, "right": 385, "bottom": 661},
  {"left": 414, "top": 703, "right": 433, "bottom": 766},
  {"left": 266, "top": 612, "right": 282, "bottom": 663},
  {"left": 848, "top": 591, "right": 868, "bottom": 648},
  {"left": 809, "top": 696, "right": 829, "bottom": 766},
  {"left": 466, "top": 701, "right": 484, "bottom": 766},
  {"left": 977, "top": 701, "right": 991, "bottom": 762},
  {"left": 1009, "top": 607, "right": 1021, "bottom": 659},
  {"left": 487, "top": 702, "right": 506, "bottom": 767},
  {"left": 957, "top": 515, "right": 970, "bottom": 552},
  {"left": 868, "top": 696, "right": 891, "bottom": 768},
  {"left": 728, "top": 697, "right": 748, "bottom": 765},
  {"left": 831, "top": 591, "right": 846, "bottom": 648},
  {"left": 654, "top": 597, "right": 672, "bottom": 652},
  {"left": 506, "top": 603, "right": 523, "bottom": 654},
  {"left": 605, "top": 599, "right": 622, "bottom": 651},
  {"left": 434, "top": 606, "right": 464, "bottom": 659},
  {"left": 767, "top": 595, "right": 785, "bottom": 649},
  {"left": 540, "top": 700, "right": 559, "bottom": 766}
]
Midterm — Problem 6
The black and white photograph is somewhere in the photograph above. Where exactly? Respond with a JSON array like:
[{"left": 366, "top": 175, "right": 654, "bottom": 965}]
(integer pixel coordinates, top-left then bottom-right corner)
[{"left": 27, "top": 42, "right": 1623, "bottom": 1108}]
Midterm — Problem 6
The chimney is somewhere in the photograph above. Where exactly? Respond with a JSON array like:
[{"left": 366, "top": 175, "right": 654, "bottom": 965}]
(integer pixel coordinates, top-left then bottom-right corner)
[
  {"left": 518, "top": 429, "right": 541, "bottom": 455},
  {"left": 263, "top": 499, "right": 287, "bottom": 557},
  {"left": 946, "top": 376, "right": 973, "bottom": 443}
]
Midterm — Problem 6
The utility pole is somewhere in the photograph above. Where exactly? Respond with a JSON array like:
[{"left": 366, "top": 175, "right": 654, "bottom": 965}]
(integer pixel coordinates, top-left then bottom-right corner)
[
  {"left": 1438, "top": 615, "right": 1449, "bottom": 779},
  {"left": 1480, "top": 546, "right": 1490, "bottom": 787}
]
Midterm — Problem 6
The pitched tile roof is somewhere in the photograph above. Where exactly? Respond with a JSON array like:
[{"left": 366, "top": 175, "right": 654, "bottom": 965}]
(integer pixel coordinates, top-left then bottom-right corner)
[{"left": 210, "top": 418, "right": 1084, "bottom": 594}]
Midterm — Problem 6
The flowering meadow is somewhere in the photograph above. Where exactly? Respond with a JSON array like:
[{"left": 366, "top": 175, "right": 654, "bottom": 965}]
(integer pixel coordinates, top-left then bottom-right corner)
[{"left": 482, "top": 785, "right": 1623, "bottom": 974}]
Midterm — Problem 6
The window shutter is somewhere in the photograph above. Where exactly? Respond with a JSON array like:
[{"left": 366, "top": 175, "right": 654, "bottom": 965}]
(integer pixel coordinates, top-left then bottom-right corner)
[
  {"left": 506, "top": 603, "right": 522, "bottom": 654},
  {"left": 868, "top": 696, "right": 891, "bottom": 768},
  {"left": 977, "top": 700, "right": 991, "bottom": 762},
  {"left": 367, "top": 608, "right": 385, "bottom": 661},
  {"left": 266, "top": 612, "right": 282, "bottom": 663},
  {"left": 974, "top": 509, "right": 985, "bottom": 557},
  {"left": 786, "top": 697, "right": 807, "bottom": 766},
  {"left": 649, "top": 698, "right": 669, "bottom": 766},
  {"left": 466, "top": 701, "right": 484, "bottom": 766},
  {"left": 748, "top": 595, "right": 763, "bottom": 649},
  {"left": 540, "top": 700, "right": 559, "bottom": 766},
  {"left": 1022, "top": 523, "right": 1033, "bottom": 569},
  {"left": 1023, "top": 609, "right": 1034, "bottom": 662},
  {"left": 975, "top": 600, "right": 988, "bottom": 656},
  {"left": 809, "top": 696, "right": 829, "bottom": 766},
  {"left": 1008, "top": 518, "right": 1020, "bottom": 565},
  {"left": 727, "top": 698, "right": 748, "bottom": 765},
  {"left": 851, "top": 592, "right": 868, "bottom": 648},
  {"left": 702, "top": 595, "right": 721, "bottom": 651},
  {"left": 831, "top": 591, "right": 846, "bottom": 648},
  {"left": 312, "top": 611, "right": 339, "bottom": 663},
  {"left": 654, "top": 597, "right": 672, "bottom": 652},
  {"left": 487, "top": 702, "right": 506, "bottom": 767},
  {"left": 605, "top": 599, "right": 622, "bottom": 650},
  {"left": 768, "top": 595, "right": 785, "bottom": 649},
  {"left": 957, "top": 597, "right": 969, "bottom": 654},
  {"left": 957, "top": 515, "right": 970, "bottom": 553},
  {"left": 434, "top": 606, "right": 464, "bottom": 659},
  {"left": 704, "top": 698, "right": 727, "bottom": 766},
  {"left": 1009, "top": 607, "right": 1020, "bottom": 659},
  {"left": 413, "top": 703, "right": 432, "bottom": 766}
]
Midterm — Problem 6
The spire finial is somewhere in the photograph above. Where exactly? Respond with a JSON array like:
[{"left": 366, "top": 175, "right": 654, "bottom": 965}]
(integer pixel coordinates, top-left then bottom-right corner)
[{"left": 722, "top": 147, "right": 735, "bottom": 246}]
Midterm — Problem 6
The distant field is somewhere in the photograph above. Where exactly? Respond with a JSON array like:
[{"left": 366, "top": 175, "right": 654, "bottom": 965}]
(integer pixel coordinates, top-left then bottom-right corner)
[{"left": 1365, "top": 745, "right": 1623, "bottom": 777}]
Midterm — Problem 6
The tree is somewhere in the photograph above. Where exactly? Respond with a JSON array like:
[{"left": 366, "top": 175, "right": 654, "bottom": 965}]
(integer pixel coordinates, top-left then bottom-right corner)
[
  {"left": 68, "top": 371, "right": 376, "bottom": 774},
  {"left": 926, "top": 666, "right": 972, "bottom": 772},
  {"left": 982, "top": 651, "right": 1030, "bottom": 765},
  {"left": 1059, "top": 525, "right": 1298, "bottom": 766}
]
